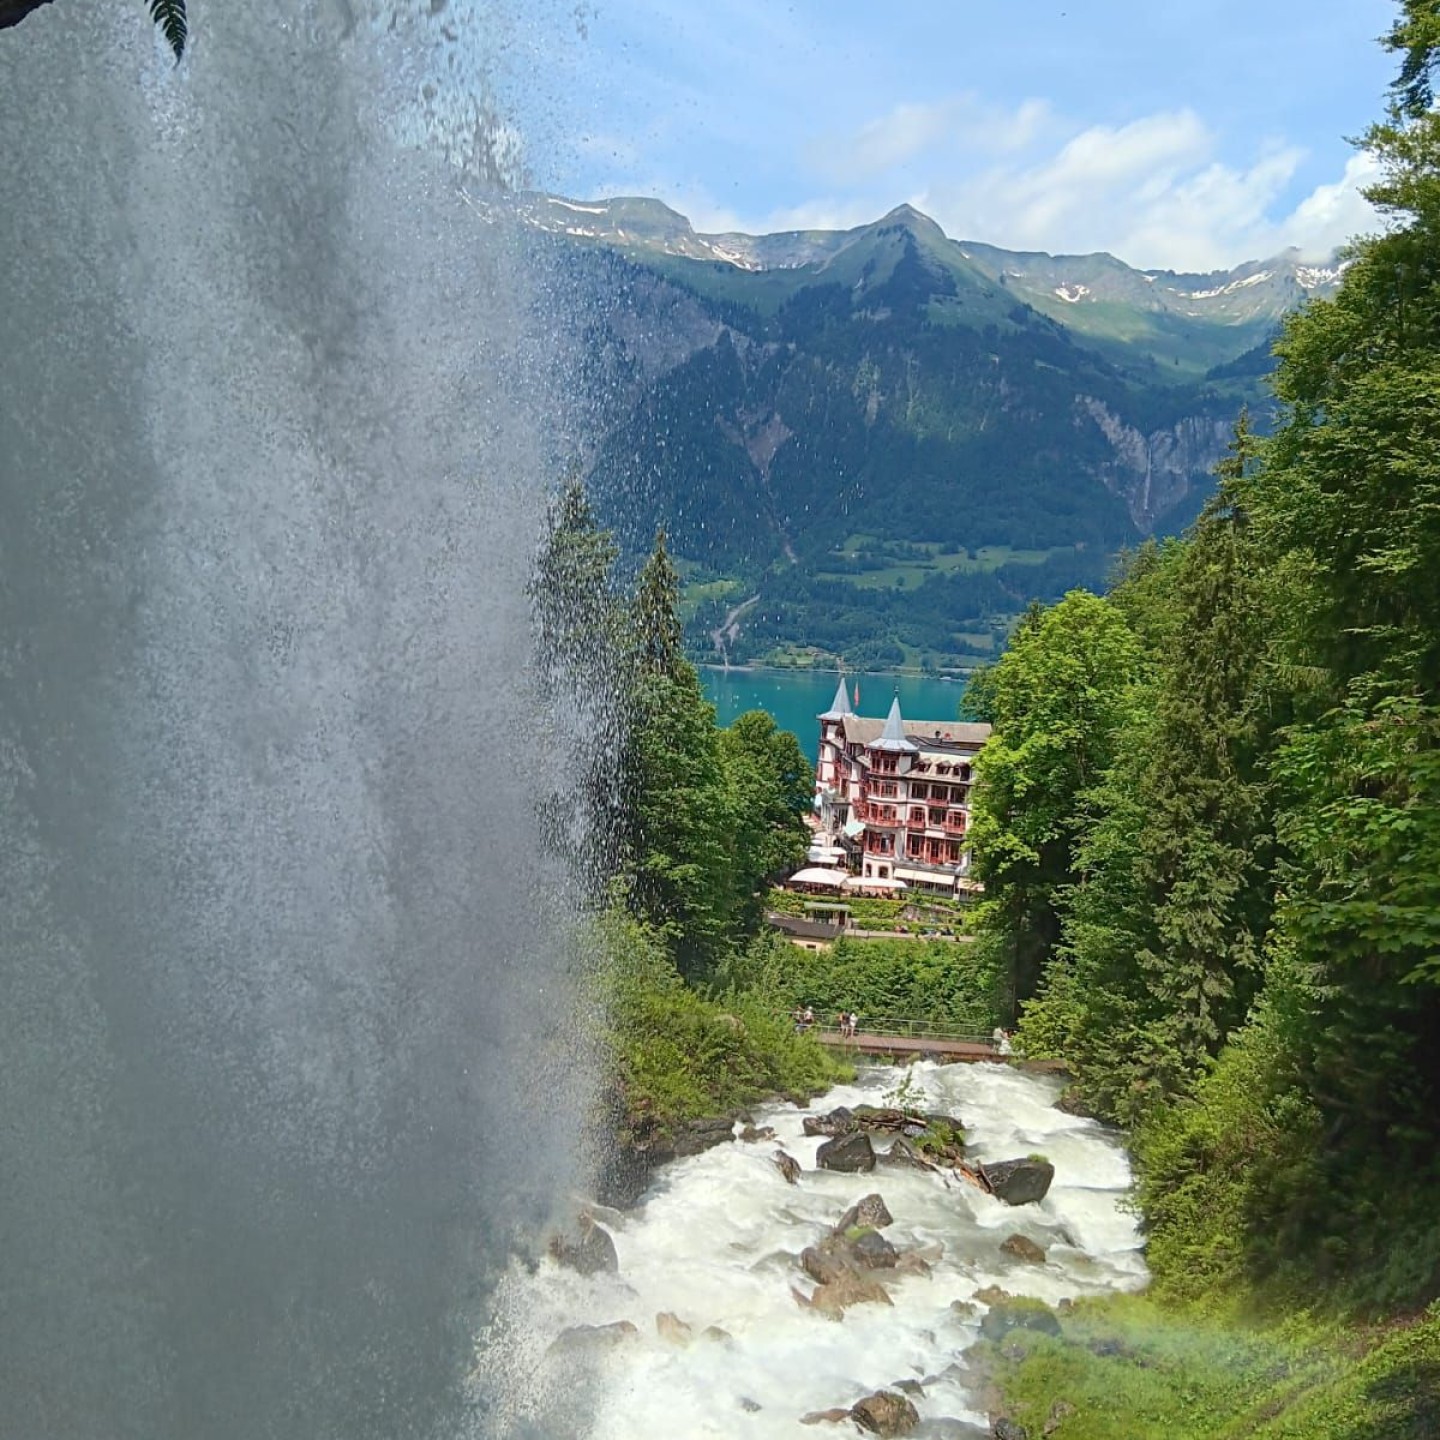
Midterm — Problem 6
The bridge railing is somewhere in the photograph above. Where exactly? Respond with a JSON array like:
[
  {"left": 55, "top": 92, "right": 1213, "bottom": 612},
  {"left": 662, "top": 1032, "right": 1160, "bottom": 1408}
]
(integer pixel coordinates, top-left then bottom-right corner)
[{"left": 808, "top": 1014, "right": 1000, "bottom": 1046}]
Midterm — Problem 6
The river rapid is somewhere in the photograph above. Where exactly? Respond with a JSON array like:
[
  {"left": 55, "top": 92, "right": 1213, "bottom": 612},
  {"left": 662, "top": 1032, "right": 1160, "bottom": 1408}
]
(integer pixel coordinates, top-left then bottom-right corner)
[{"left": 491, "top": 1061, "right": 1147, "bottom": 1437}]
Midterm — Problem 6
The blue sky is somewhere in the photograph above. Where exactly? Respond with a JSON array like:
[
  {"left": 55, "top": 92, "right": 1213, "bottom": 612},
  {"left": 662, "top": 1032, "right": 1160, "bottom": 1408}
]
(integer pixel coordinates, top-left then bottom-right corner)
[{"left": 534, "top": 0, "right": 1400, "bottom": 271}]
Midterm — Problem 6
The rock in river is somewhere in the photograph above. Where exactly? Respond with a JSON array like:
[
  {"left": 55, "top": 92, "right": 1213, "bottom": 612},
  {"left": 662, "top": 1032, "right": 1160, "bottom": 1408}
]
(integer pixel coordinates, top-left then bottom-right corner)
[
  {"left": 804, "top": 1105, "right": 859, "bottom": 1138},
  {"left": 981, "top": 1157, "right": 1055, "bottom": 1206},
  {"left": 850, "top": 1388, "right": 920, "bottom": 1435},
  {"left": 817, "top": 1130, "right": 876, "bottom": 1173},
  {"left": 836, "top": 1192, "right": 893, "bottom": 1231},
  {"left": 1000, "top": 1233, "right": 1047, "bottom": 1264},
  {"left": 548, "top": 1215, "right": 619, "bottom": 1276}
]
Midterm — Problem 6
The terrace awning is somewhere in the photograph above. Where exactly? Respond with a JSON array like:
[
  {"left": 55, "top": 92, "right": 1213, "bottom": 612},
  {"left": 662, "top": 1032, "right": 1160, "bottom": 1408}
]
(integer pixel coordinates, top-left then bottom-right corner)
[
  {"left": 786, "top": 867, "right": 849, "bottom": 889},
  {"left": 894, "top": 866, "right": 955, "bottom": 887},
  {"left": 843, "top": 875, "right": 907, "bottom": 891}
]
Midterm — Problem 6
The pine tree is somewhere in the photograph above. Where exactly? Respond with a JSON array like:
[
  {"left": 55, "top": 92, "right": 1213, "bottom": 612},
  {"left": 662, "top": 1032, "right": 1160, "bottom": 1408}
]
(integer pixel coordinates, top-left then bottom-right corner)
[{"left": 621, "top": 532, "right": 737, "bottom": 979}]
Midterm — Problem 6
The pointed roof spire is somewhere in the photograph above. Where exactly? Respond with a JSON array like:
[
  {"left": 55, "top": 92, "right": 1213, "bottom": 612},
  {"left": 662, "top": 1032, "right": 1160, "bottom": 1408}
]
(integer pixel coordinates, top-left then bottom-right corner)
[
  {"left": 819, "top": 674, "right": 855, "bottom": 721},
  {"left": 872, "top": 691, "right": 918, "bottom": 752}
]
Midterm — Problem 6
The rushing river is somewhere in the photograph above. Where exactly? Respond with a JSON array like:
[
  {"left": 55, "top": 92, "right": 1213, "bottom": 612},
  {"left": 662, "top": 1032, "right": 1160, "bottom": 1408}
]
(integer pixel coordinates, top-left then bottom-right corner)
[{"left": 490, "top": 1061, "right": 1147, "bottom": 1438}]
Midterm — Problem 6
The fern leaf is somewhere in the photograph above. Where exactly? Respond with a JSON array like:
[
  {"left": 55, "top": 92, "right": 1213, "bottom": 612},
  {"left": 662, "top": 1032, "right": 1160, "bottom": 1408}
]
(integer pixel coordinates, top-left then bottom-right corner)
[{"left": 148, "top": 0, "right": 187, "bottom": 60}]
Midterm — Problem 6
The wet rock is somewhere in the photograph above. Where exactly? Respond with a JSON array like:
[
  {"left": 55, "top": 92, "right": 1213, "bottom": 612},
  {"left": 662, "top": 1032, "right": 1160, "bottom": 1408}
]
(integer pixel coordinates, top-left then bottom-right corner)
[
  {"left": 547, "top": 1320, "right": 638, "bottom": 1353},
  {"left": 774, "top": 1149, "right": 802, "bottom": 1184},
  {"left": 852, "top": 1229, "right": 900, "bottom": 1269},
  {"left": 891, "top": 1378, "right": 926, "bottom": 1396},
  {"left": 802, "top": 1408, "right": 856, "bottom": 1425},
  {"left": 992, "top": 1420, "right": 1029, "bottom": 1440},
  {"left": 700, "top": 1324, "right": 733, "bottom": 1345},
  {"left": 548, "top": 1215, "right": 618, "bottom": 1276},
  {"left": 894, "top": 1251, "right": 933, "bottom": 1278},
  {"left": 851, "top": 1388, "right": 920, "bottom": 1435},
  {"left": 804, "top": 1105, "right": 859, "bottom": 1137},
  {"left": 1043, "top": 1400, "right": 1075, "bottom": 1436},
  {"left": 881, "top": 1136, "right": 938, "bottom": 1172},
  {"left": 809, "top": 1270, "right": 894, "bottom": 1317},
  {"left": 674, "top": 1115, "right": 738, "bottom": 1157},
  {"left": 740, "top": 1124, "right": 777, "bottom": 1143},
  {"left": 949, "top": 1299, "right": 978, "bottom": 1318},
  {"left": 594, "top": 1105, "right": 737, "bottom": 1208},
  {"left": 801, "top": 1243, "right": 852, "bottom": 1286},
  {"left": 973, "top": 1286, "right": 1011, "bottom": 1306},
  {"left": 655, "top": 1311, "right": 692, "bottom": 1346},
  {"left": 924, "top": 1111, "right": 965, "bottom": 1135},
  {"left": 980, "top": 1158, "right": 1054, "bottom": 1206},
  {"left": 1053, "top": 1086, "right": 1093, "bottom": 1118},
  {"left": 979, "top": 1297, "right": 1062, "bottom": 1342},
  {"left": 1000, "top": 1234, "right": 1047, "bottom": 1264},
  {"left": 740, "top": 1397, "right": 763, "bottom": 1413},
  {"left": 836, "top": 1192, "right": 893, "bottom": 1232},
  {"left": 818, "top": 1131, "right": 876, "bottom": 1173}
]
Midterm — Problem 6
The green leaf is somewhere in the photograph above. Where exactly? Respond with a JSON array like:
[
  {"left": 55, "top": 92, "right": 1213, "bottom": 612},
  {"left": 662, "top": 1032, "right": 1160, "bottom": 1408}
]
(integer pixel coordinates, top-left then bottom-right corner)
[{"left": 148, "top": 0, "right": 187, "bottom": 60}]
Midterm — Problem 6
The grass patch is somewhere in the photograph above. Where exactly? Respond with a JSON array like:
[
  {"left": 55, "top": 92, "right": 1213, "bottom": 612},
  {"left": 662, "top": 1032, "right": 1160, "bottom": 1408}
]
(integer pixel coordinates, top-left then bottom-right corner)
[
  {"left": 978, "top": 1293, "right": 1440, "bottom": 1440},
  {"left": 602, "top": 915, "right": 850, "bottom": 1126}
]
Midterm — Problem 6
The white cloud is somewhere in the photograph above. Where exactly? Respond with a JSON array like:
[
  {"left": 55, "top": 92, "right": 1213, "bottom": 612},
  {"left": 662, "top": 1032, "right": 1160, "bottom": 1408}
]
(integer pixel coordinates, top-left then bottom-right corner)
[
  {"left": 1281, "top": 151, "right": 1384, "bottom": 254},
  {"left": 808, "top": 95, "right": 1057, "bottom": 185},
  {"left": 800, "top": 103, "right": 1383, "bottom": 269}
]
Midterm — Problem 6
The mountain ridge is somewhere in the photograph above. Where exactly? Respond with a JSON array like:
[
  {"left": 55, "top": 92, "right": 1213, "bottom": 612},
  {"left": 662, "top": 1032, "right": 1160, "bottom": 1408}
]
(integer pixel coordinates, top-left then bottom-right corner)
[{"left": 517, "top": 192, "right": 1329, "bottom": 671}]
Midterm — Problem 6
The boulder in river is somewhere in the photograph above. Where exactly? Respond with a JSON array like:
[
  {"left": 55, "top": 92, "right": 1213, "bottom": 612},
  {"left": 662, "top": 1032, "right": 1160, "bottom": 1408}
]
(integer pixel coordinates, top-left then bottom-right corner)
[
  {"left": 981, "top": 1157, "right": 1055, "bottom": 1206},
  {"left": 774, "top": 1149, "right": 802, "bottom": 1184},
  {"left": 801, "top": 1409, "right": 855, "bottom": 1426},
  {"left": 850, "top": 1388, "right": 920, "bottom": 1435},
  {"left": 806, "top": 1270, "right": 895, "bottom": 1317},
  {"left": 740, "top": 1124, "right": 777, "bottom": 1143},
  {"left": 1000, "top": 1233, "right": 1047, "bottom": 1264},
  {"left": 801, "top": 1242, "right": 852, "bottom": 1286},
  {"left": 673, "top": 1114, "right": 738, "bottom": 1157},
  {"left": 992, "top": 1420, "right": 1030, "bottom": 1440},
  {"left": 547, "top": 1320, "right": 638, "bottom": 1353},
  {"left": 804, "top": 1106, "right": 858, "bottom": 1138},
  {"left": 894, "top": 1250, "right": 933, "bottom": 1278},
  {"left": 817, "top": 1130, "right": 876, "bottom": 1173},
  {"left": 881, "top": 1136, "right": 938, "bottom": 1172},
  {"left": 836, "top": 1192, "right": 893, "bottom": 1232},
  {"left": 851, "top": 1229, "right": 900, "bottom": 1269},
  {"left": 978, "top": 1296, "right": 1062, "bottom": 1342},
  {"left": 655, "top": 1311, "right": 693, "bottom": 1346},
  {"left": 547, "top": 1215, "right": 618, "bottom": 1276}
]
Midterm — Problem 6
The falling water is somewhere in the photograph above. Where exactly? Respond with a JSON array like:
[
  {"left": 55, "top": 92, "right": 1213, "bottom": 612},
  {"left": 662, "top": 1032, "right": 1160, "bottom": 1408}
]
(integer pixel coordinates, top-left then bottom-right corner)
[{"left": 0, "top": 4, "right": 595, "bottom": 1437}]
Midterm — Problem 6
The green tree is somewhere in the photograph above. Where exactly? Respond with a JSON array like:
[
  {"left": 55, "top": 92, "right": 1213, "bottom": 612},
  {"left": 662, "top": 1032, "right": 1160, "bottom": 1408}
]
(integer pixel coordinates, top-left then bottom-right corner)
[
  {"left": 1026, "top": 420, "right": 1281, "bottom": 1122},
  {"left": 528, "top": 478, "right": 629, "bottom": 891},
  {"left": 968, "top": 589, "right": 1147, "bottom": 1013},
  {"left": 622, "top": 533, "right": 737, "bottom": 979},
  {"left": 717, "top": 710, "right": 811, "bottom": 935}
]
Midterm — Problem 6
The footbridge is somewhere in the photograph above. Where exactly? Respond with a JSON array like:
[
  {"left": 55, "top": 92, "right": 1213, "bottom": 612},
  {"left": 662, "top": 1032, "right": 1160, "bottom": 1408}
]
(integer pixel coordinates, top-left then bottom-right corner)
[{"left": 807, "top": 1018, "right": 1067, "bottom": 1070}]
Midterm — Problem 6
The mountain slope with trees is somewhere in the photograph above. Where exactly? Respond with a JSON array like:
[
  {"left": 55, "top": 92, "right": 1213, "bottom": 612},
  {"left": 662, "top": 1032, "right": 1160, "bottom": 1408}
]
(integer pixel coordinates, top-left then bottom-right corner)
[{"left": 526, "top": 194, "right": 1341, "bottom": 671}]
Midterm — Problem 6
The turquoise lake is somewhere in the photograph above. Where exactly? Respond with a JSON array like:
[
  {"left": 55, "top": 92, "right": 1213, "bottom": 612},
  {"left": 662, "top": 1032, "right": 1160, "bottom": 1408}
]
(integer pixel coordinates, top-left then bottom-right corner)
[{"left": 700, "top": 668, "right": 974, "bottom": 763}]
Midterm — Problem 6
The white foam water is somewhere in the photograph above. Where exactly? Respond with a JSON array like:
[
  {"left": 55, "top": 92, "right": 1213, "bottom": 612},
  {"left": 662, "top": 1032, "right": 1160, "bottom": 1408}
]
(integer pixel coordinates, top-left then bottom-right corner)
[{"left": 497, "top": 1061, "right": 1147, "bottom": 1437}]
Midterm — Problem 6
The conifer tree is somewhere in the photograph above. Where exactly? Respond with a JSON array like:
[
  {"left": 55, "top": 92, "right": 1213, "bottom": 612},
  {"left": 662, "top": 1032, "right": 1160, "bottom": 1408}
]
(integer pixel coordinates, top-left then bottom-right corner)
[{"left": 622, "top": 531, "right": 736, "bottom": 978}]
